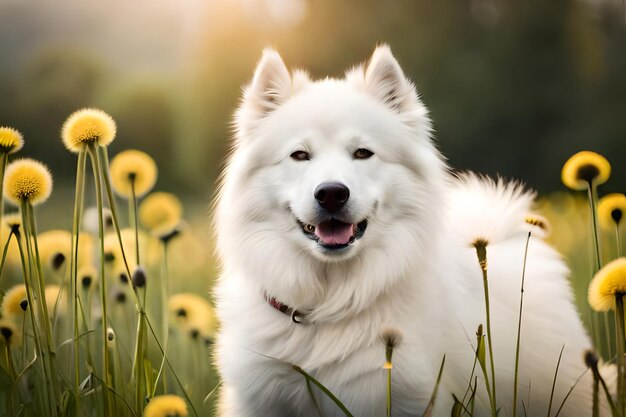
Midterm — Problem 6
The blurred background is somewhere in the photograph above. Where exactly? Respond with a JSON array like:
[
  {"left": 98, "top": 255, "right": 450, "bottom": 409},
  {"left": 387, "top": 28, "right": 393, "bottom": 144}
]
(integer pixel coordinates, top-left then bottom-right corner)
[
  {"left": 0, "top": 1, "right": 625, "bottom": 408},
  {"left": 1, "top": 0, "right": 625, "bottom": 197}
]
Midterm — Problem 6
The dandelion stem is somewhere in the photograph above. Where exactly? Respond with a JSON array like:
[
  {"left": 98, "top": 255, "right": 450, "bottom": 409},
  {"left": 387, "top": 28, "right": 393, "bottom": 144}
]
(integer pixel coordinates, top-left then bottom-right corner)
[
  {"left": 616, "top": 294, "right": 626, "bottom": 415},
  {"left": 475, "top": 243, "right": 497, "bottom": 416},
  {"left": 0, "top": 230, "right": 15, "bottom": 287},
  {"left": 0, "top": 152, "right": 9, "bottom": 243},
  {"left": 616, "top": 223, "right": 622, "bottom": 258},
  {"left": 98, "top": 146, "right": 133, "bottom": 281},
  {"left": 22, "top": 200, "right": 59, "bottom": 412},
  {"left": 70, "top": 149, "right": 86, "bottom": 416},
  {"left": 386, "top": 365, "right": 392, "bottom": 417},
  {"left": 586, "top": 181, "right": 602, "bottom": 272},
  {"left": 592, "top": 372, "right": 599, "bottom": 417},
  {"left": 87, "top": 144, "right": 114, "bottom": 413},
  {"left": 151, "top": 240, "right": 170, "bottom": 397},
  {"left": 130, "top": 179, "right": 140, "bottom": 266},
  {"left": 513, "top": 231, "right": 531, "bottom": 417},
  {"left": 132, "top": 311, "right": 146, "bottom": 414},
  {"left": 14, "top": 228, "right": 53, "bottom": 414},
  {"left": 144, "top": 313, "right": 199, "bottom": 417},
  {"left": 586, "top": 181, "right": 610, "bottom": 360}
]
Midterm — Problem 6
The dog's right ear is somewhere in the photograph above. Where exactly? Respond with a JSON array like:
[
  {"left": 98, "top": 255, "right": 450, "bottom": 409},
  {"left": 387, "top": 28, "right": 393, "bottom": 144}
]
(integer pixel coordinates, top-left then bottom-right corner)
[{"left": 243, "top": 49, "right": 292, "bottom": 123}]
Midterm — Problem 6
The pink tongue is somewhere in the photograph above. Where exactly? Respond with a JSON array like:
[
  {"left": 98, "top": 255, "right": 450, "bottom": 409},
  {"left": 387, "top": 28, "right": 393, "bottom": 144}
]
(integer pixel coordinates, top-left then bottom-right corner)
[{"left": 315, "top": 220, "right": 354, "bottom": 245}]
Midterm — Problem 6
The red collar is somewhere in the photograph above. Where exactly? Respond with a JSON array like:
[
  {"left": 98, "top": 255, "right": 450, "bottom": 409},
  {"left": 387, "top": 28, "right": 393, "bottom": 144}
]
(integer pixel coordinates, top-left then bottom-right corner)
[{"left": 263, "top": 292, "right": 307, "bottom": 324}]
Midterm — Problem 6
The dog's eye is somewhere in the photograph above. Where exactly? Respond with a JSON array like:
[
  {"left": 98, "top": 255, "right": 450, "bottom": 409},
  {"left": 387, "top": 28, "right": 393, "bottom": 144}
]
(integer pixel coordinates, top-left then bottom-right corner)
[
  {"left": 354, "top": 148, "right": 374, "bottom": 160},
  {"left": 290, "top": 150, "right": 310, "bottom": 161}
]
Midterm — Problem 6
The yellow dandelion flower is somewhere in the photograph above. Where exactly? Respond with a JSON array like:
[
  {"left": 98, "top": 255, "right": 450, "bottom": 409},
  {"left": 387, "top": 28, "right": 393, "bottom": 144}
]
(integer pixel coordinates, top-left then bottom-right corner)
[
  {"left": 0, "top": 318, "right": 22, "bottom": 347},
  {"left": 36, "top": 230, "right": 92, "bottom": 271},
  {"left": 61, "top": 108, "right": 116, "bottom": 153},
  {"left": 77, "top": 232, "right": 95, "bottom": 267},
  {"left": 561, "top": 151, "right": 611, "bottom": 191},
  {"left": 598, "top": 193, "right": 626, "bottom": 229},
  {"left": 143, "top": 394, "right": 188, "bottom": 417},
  {"left": 588, "top": 257, "right": 626, "bottom": 311},
  {"left": 110, "top": 150, "right": 157, "bottom": 198},
  {"left": 106, "top": 327, "right": 116, "bottom": 348},
  {"left": 4, "top": 212, "right": 21, "bottom": 231},
  {"left": 168, "top": 293, "right": 218, "bottom": 339},
  {"left": 37, "top": 230, "right": 71, "bottom": 271},
  {"left": 3, "top": 159, "right": 53, "bottom": 206},
  {"left": 1, "top": 284, "right": 28, "bottom": 317},
  {"left": 1, "top": 214, "right": 23, "bottom": 266},
  {"left": 103, "top": 228, "right": 147, "bottom": 271},
  {"left": 45, "top": 285, "right": 67, "bottom": 317},
  {"left": 139, "top": 192, "right": 183, "bottom": 238},
  {"left": 78, "top": 264, "right": 98, "bottom": 290},
  {"left": 0, "top": 126, "right": 24, "bottom": 154}
]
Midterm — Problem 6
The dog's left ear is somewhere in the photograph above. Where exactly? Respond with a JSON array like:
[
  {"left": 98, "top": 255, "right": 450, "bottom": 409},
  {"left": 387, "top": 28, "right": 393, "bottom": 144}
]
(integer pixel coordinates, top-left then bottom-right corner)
[{"left": 365, "top": 45, "right": 416, "bottom": 114}]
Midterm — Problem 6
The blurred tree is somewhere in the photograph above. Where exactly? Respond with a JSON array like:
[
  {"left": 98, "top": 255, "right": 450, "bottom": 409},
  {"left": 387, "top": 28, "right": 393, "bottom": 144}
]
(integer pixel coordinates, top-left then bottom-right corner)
[
  {"left": 103, "top": 81, "right": 177, "bottom": 190},
  {"left": 187, "top": 0, "right": 626, "bottom": 193},
  {"left": 12, "top": 48, "right": 105, "bottom": 178}
]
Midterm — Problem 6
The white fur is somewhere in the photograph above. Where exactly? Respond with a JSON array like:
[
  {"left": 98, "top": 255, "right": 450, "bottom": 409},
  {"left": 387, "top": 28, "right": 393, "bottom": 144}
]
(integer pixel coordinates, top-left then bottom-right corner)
[{"left": 214, "top": 45, "right": 611, "bottom": 417}]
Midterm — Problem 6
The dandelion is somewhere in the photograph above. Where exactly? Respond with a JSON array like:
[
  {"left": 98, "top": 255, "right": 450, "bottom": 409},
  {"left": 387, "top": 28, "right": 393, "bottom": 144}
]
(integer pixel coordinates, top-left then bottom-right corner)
[
  {"left": 562, "top": 151, "right": 610, "bottom": 273},
  {"left": 0, "top": 213, "right": 22, "bottom": 268},
  {"left": 4, "top": 212, "right": 21, "bottom": 232},
  {"left": 110, "top": 150, "right": 157, "bottom": 199},
  {"left": 106, "top": 327, "right": 116, "bottom": 348},
  {"left": 78, "top": 264, "right": 98, "bottom": 290},
  {"left": 45, "top": 285, "right": 67, "bottom": 318},
  {"left": 62, "top": 109, "right": 119, "bottom": 412},
  {"left": 3, "top": 158, "right": 53, "bottom": 206},
  {"left": 588, "top": 258, "right": 626, "bottom": 312},
  {"left": 0, "top": 126, "right": 24, "bottom": 154},
  {"left": 1, "top": 284, "right": 27, "bottom": 317},
  {"left": 470, "top": 237, "right": 497, "bottom": 416},
  {"left": 588, "top": 257, "right": 626, "bottom": 410},
  {"left": 0, "top": 318, "right": 22, "bottom": 348},
  {"left": 599, "top": 193, "right": 626, "bottom": 256},
  {"left": 0, "top": 127, "right": 24, "bottom": 259},
  {"left": 381, "top": 328, "right": 402, "bottom": 370},
  {"left": 103, "top": 232, "right": 122, "bottom": 265},
  {"left": 131, "top": 266, "right": 147, "bottom": 288},
  {"left": 103, "top": 228, "right": 146, "bottom": 271},
  {"left": 599, "top": 193, "right": 626, "bottom": 229},
  {"left": 561, "top": 151, "right": 611, "bottom": 191},
  {"left": 380, "top": 328, "right": 402, "bottom": 417},
  {"left": 139, "top": 192, "right": 183, "bottom": 240},
  {"left": 37, "top": 230, "right": 72, "bottom": 272},
  {"left": 524, "top": 214, "right": 551, "bottom": 238},
  {"left": 168, "top": 293, "right": 218, "bottom": 339},
  {"left": 584, "top": 350, "right": 601, "bottom": 417},
  {"left": 143, "top": 394, "right": 188, "bottom": 417},
  {"left": 112, "top": 287, "right": 127, "bottom": 304},
  {"left": 83, "top": 206, "right": 114, "bottom": 235},
  {"left": 61, "top": 108, "right": 116, "bottom": 153}
]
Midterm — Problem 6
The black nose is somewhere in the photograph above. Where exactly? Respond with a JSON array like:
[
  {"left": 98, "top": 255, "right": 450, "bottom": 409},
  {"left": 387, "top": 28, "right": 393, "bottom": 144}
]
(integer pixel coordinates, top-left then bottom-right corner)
[{"left": 314, "top": 182, "right": 350, "bottom": 213}]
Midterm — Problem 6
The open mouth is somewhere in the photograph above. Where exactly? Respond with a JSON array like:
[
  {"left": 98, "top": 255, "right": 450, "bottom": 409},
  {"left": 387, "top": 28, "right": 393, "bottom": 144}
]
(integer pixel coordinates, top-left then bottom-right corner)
[{"left": 298, "top": 218, "right": 368, "bottom": 250}]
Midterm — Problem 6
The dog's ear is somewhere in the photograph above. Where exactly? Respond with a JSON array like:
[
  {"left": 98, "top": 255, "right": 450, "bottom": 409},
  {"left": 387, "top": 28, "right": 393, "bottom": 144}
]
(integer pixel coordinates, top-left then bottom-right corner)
[
  {"left": 245, "top": 48, "right": 292, "bottom": 120},
  {"left": 364, "top": 45, "right": 416, "bottom": 114}
]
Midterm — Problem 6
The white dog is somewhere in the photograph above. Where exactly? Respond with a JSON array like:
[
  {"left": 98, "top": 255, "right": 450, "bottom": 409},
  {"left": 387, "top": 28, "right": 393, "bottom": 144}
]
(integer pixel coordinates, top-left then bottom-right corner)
[{"left": 213, "top": 45, "right": 609, "bottom": 416}]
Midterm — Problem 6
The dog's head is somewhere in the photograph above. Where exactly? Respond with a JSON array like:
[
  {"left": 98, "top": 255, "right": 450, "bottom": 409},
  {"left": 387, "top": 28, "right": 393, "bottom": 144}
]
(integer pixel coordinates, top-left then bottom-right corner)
[{"left": 215, "top": 46, "right": 447, "bottom": 312}]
